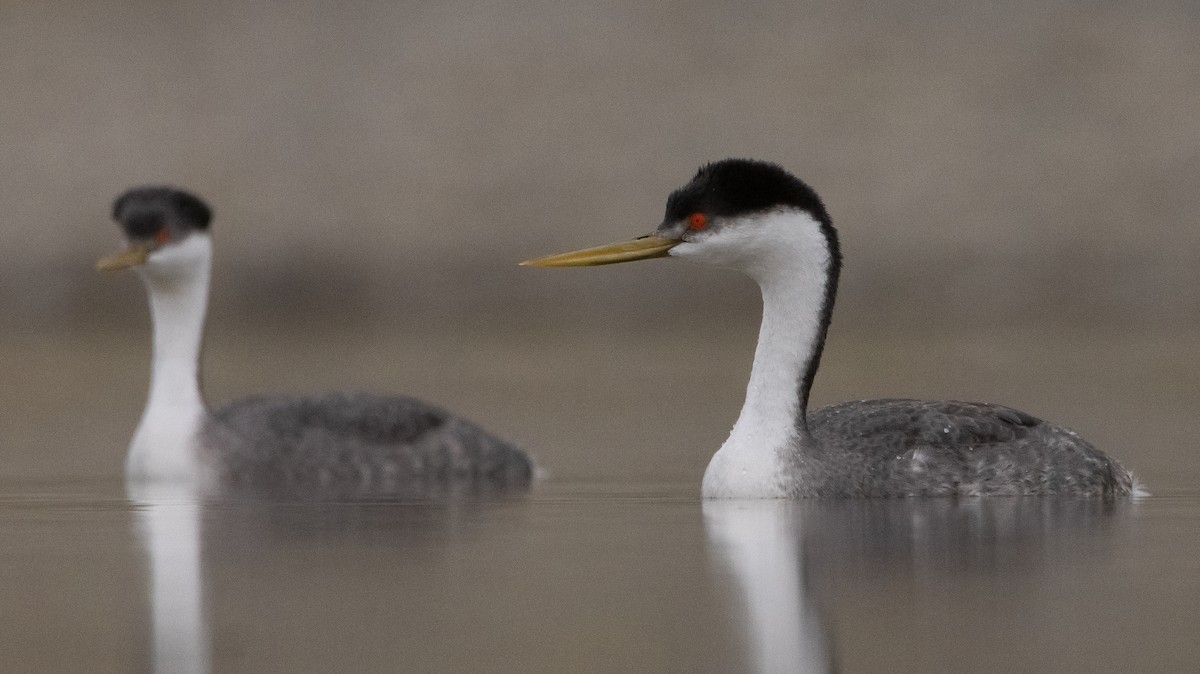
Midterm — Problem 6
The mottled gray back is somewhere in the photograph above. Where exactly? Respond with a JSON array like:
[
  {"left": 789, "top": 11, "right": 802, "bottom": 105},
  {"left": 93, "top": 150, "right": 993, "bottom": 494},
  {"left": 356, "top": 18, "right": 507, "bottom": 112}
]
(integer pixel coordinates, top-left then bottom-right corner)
[
  {"left": 799, "top": 399, "right": 1133, "bottom": 498},
  {"left": 203, "top": 392, "right": 533, "bottom": 497}
]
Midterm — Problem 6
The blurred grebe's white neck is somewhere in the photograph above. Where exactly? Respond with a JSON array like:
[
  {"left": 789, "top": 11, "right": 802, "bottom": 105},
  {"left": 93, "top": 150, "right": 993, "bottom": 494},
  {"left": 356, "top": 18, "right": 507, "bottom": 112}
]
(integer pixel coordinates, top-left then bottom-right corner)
[
  {"left": 681, "top": 211, "right": 835, "bottom": 499},
  {"left": 127, "top": 234, "right": 212, "bottom": 481}
]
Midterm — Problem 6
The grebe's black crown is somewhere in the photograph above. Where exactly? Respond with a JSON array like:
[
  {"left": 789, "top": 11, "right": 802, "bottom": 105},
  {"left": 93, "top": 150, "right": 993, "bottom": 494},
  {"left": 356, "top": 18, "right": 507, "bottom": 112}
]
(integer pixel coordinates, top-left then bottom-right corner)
[
  {"left": 663, "top": 158, "right": 831, "bottom": 226},
  {"left": 112, "top": 187, "right": 212, "bottom": 240}
]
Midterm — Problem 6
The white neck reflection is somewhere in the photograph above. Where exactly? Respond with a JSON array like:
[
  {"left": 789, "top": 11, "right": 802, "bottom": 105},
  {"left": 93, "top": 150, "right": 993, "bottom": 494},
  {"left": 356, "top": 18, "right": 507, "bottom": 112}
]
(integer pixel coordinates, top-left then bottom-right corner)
[
  {"left": 128, "top": 481, "right": 210, "bottom": 674},
  {"left": 703, "top": 500, "right": 831, "bottom": 674}
]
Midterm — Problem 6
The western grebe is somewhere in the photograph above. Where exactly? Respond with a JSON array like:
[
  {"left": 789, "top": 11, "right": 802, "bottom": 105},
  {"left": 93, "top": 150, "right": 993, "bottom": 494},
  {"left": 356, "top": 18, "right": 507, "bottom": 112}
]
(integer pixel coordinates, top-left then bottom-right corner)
[
  {"left": 522, "top": 159, "right": 1136, "bottom": 498},
  {"left": 100, "top": 186, "right": 534, "bottom": 492}
]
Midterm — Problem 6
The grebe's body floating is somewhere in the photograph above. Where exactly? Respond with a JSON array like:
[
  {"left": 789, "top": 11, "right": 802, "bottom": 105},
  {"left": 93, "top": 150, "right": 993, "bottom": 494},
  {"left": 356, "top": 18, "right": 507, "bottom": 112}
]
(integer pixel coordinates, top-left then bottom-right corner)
[
  {"left": 101, "top": 187, "right": 533, "bottom": 493},
  {"left": 522, "top": 159, "right": 1136, "bottom": 498}
]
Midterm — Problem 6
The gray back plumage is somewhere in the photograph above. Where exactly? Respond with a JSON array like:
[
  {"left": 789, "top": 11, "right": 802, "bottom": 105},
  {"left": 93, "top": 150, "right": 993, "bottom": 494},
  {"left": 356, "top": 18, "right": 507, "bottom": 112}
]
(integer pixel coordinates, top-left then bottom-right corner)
[
  {"left": 201, "top": 392, "right": 533, "bottom": 496},
  {"left": 797, "top": 399, "right": 1134, "bottom": 498}
]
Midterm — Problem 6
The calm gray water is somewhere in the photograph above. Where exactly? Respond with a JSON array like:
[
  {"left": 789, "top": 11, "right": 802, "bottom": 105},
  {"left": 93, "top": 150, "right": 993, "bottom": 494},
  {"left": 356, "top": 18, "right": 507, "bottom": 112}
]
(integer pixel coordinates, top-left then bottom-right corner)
[
  {"left": 4, "top": 325, "right": 1200, "bottom": 672},
  {"left": 0, "top": 478, "right": 1196, "bottom": 673}
]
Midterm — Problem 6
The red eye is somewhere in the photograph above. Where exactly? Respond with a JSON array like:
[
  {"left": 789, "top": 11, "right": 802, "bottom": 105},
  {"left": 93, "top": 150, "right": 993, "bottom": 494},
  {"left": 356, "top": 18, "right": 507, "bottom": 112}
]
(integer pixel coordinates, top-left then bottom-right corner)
[
  {"left": 688, "top": 213, "right": 708, "bottom": 230},
  {"left": 154, "top": 229, "right": 171, "bottom": 245}
]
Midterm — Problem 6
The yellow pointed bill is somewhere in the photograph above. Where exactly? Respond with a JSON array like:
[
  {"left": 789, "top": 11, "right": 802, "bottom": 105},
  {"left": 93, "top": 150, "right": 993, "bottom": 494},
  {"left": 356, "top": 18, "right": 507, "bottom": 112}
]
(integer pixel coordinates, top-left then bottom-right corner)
[
  {"left": 520, "top": 235, "right": 678, "bottom": 267},
  {"left": 96, "top": 243, "right": 152, "bottom": 271}
]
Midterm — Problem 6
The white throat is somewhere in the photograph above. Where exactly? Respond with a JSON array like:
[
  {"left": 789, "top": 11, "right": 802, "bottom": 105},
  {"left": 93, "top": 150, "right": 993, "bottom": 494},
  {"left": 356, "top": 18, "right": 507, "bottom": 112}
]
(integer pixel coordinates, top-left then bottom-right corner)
[
  {"left": 126, "top": 234, "right": 213, "bottom": 482},
  {"left": 673, "top": 211, "right": 833, "bottom": 499}
]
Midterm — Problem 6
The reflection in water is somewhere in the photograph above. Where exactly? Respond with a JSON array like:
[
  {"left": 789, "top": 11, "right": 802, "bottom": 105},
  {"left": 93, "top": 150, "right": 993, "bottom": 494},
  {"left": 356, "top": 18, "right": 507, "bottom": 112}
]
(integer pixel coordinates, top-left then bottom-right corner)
[
  {"left": 794, "top": 498, "right": 1129, "bottom": 578},
  {"left": 705, "top": 497, "right": 1132, "bottom": 674},
  {"left": 128, "top": 482, "right": 211, "bottom": 674},
  {"left": 127, "top": 477, "right": 530, "bottom": 673},
  {"left": 704, "top": 500, "right": 832, "bottom": 674}
]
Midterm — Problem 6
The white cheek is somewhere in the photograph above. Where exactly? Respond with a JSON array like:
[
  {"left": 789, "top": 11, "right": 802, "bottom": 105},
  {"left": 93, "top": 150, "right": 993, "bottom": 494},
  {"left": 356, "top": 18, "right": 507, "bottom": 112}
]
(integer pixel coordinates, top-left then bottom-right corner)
[
  {"left": 667, "top": 211, "right": 829, "bottom": 283},
  {"left": 670, "top": 228, "right": 761, "bottom": 268},
  {"left": 141, "top": 235, "right": 212, "bottom": 278}
]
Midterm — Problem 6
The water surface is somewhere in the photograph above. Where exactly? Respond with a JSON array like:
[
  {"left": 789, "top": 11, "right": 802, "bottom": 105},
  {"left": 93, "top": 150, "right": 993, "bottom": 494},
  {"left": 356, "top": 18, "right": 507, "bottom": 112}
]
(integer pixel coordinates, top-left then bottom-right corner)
[
  {"left": 3, "top": 326, "right": 1198, "bottom": 672},
  {"left": 1, "top": 478, "right": 1196, "bottom": 673}
]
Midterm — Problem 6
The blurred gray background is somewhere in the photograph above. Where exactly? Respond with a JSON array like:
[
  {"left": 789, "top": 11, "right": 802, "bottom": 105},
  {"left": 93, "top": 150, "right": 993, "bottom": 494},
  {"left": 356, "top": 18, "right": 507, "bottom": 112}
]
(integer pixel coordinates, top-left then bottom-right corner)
[{"left": 2, "top": 0, "right": 1198, "bottom": 487}]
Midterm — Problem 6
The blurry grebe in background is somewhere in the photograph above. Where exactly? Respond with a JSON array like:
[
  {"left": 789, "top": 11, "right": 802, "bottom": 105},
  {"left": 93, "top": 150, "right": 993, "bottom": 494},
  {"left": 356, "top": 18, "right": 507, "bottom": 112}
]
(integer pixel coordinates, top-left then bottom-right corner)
[{"left": 100, "top": 186, "right": 534, "bottom": 494}]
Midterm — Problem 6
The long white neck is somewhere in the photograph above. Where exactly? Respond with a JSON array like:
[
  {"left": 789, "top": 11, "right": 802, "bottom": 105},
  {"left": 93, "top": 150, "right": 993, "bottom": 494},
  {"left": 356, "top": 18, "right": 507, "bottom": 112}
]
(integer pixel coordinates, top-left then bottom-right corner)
[
  {"left": 686, "top": 211, "right": 836, "bottom": 499},
  {"left": 127, "top": 235, "right": 213, "bottom": 481}
]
